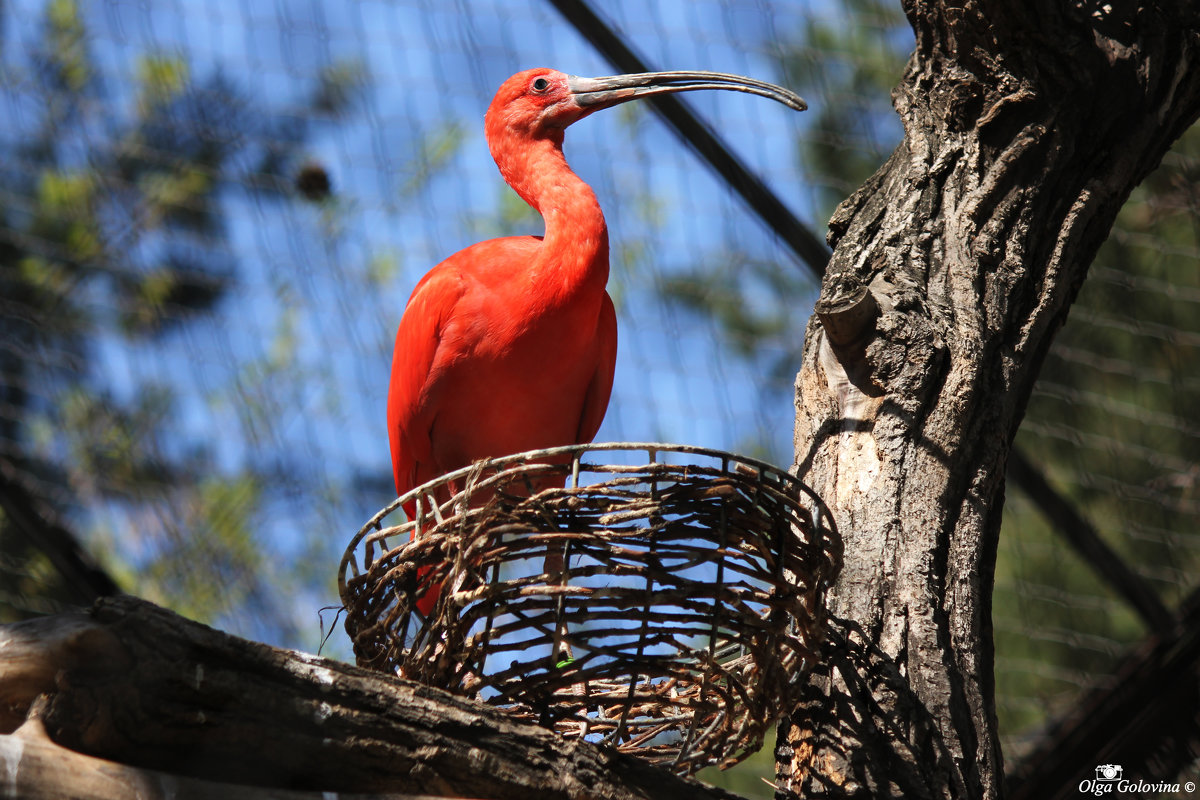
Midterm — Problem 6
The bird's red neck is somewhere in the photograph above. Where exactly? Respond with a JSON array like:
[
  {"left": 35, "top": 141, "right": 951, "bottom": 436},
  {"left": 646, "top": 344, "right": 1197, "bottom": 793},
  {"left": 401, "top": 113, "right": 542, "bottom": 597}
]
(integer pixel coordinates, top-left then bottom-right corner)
[{"left": 488, "top": 132, "right": 609, "bottom": 304}]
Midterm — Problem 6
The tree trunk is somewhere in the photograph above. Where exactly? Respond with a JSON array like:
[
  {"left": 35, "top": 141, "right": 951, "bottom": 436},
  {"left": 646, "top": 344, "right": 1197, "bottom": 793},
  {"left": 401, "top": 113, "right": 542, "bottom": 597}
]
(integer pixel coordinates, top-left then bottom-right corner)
[
  {"left": 0, "top": 596, "right": 743, "bottom": 800},
  {"left": 778, "top": 3, "right": 1200, "bottom": 799},
  {"left": 5, "top": 5, "right": 1199, "bottom": 800}
]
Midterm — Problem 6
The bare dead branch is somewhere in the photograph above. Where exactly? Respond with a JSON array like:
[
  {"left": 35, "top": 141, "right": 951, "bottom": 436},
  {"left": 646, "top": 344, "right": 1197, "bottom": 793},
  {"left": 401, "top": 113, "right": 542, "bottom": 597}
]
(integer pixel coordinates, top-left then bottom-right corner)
[{"left": 0, "top": 596, "right": 746, "bottom": 800}]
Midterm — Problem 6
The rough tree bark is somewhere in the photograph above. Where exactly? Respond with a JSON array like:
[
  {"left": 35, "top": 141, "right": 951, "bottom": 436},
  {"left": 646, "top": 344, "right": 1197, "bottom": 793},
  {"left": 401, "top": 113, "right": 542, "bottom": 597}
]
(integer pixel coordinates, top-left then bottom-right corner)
[
  {"left": 0, "top": 597, "right": 743, "bottom": 800},
  {"left": 778, "top": 2, "right": 1200, "bottom": 799},
  {"left": 5, "top": 4, "right": 1200, "bottom": 800}
]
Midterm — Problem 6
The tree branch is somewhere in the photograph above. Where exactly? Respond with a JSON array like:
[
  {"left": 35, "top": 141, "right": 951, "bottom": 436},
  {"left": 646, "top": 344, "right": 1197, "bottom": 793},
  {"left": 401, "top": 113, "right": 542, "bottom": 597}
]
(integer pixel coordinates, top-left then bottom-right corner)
[
  {"left": 0, "top": 710, "right": 461, "bottom": 800},
  {"left": 0, "top": 597, "right": 744, "bottom": 800},
  {"left": 0, "top": 458, "right": 121, "bottom": 605},
  {"left": 1006, "top": 587, "right": 1200, "bottom": 800},
  {"left": 783, "top": 3, "right": 1200, "bottom": 798}
]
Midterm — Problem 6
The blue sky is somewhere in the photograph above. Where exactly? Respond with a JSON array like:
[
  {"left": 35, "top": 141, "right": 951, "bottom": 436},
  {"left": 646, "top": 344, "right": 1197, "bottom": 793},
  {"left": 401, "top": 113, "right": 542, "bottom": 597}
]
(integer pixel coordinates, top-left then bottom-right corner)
[{"left": 4, "top": 0, "right": 901, "bottom": 648}]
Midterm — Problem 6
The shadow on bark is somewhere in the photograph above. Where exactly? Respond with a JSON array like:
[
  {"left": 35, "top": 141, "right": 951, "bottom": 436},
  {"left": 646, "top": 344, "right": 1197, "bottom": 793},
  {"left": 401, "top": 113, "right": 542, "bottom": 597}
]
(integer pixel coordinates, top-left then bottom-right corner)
[{"left": 777, "top": 617, "right": 964, "bottom": 800}]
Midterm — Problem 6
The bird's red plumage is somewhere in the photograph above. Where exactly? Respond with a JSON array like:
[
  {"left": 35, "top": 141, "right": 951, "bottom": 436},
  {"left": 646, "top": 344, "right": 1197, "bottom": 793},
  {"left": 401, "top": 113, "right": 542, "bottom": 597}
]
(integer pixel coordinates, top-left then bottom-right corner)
[
  {"left": 387, "top": 70, "right": 617, "bottom": 614},
  {"left": 386, "top": 66, "right": 804, "bottom": 614}
]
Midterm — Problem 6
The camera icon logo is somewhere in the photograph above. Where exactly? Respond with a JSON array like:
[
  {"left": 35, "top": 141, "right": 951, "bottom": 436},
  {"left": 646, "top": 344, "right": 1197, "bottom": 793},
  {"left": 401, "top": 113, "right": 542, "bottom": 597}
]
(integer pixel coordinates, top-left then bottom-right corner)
[{"left": 1095, "top": 764, "right": 1123, "bottom": 781}]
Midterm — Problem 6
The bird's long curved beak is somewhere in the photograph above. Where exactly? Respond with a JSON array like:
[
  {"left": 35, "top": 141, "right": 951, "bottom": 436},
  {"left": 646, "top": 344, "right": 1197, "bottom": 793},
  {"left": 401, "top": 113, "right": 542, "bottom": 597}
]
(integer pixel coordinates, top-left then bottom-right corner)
[{"left": 567, "top": 70, "right": 806, "bottom": 112}]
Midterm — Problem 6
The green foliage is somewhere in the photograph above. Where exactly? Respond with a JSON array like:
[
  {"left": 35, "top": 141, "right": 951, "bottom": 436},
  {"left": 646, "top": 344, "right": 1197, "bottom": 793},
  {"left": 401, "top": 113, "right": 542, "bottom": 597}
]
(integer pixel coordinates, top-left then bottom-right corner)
[
  {"left": 32, "top": 169, "right": 101, "bottom": 260},
  {"left": 0, "top": 0, "right": 335, "bottom": 637},
  {"left": 399, "top": 121, "right": 466, "bottom": 200},
  {"left": 699, "top": 729, "right": 777, "bottom": 799},
  {"left": 367, "top": 249, "right": 403, "bottom": 286},
  {"left": 993, "top": 493, "right": 1143, "bottom": 740},
  {"left": 45, "top": 0, "right": 89, "bottom": 92},
  {"left": 137, "top": 54, "right": 190, "bottom": 109},
  {"left": 995, "top": 125, "right": 1200, "bottom": 748},
  {"left": 57, "top": 386, "right": 183, "bottom": 496},
  {"left": 137, "top": 475, "right": 265, "bottom": 621},
  {"left": 662, "top": 252, "right": 807, "bottom": 366},
  {"left": 788, "top": 0, "right": 908, "bottom": 222},
  {"left": 653, "top": 1, "right": 907, "bottom": 464},
  {"left": 313, "top": 60, "right": 368, "bottom": 115},
  {"left": 479, "top": 183, "right": 542, "bottom": 239},
  {"left": 117, "top": 263, "right": 227, "bottom": 335}
]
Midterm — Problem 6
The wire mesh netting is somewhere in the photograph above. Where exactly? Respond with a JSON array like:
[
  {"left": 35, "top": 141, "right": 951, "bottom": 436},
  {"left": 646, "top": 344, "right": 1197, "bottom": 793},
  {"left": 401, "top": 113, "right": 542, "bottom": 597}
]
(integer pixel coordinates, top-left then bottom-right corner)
[
  {"left": 995, "top": 143, "right": 1200, "bottom": 765},
  {"left": 0, "top": 0, "right": 821, "bottom": 642},
  {"left": 1, "top": 0, "right": 1198, "bottom": 795}
]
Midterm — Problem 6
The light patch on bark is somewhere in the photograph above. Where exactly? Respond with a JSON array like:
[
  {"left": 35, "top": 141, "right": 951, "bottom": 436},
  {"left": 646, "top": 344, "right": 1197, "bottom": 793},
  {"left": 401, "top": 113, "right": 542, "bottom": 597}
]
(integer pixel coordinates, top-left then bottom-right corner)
[{"left": 818, "top": 333, "right": 883, "bottom": 508}]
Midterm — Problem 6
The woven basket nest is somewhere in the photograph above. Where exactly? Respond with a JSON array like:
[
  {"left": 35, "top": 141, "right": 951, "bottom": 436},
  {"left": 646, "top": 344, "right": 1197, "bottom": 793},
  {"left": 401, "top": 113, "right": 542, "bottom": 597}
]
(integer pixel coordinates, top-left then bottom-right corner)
[{"left": 339, "top": 442, "right": 841, "bottom": 775}]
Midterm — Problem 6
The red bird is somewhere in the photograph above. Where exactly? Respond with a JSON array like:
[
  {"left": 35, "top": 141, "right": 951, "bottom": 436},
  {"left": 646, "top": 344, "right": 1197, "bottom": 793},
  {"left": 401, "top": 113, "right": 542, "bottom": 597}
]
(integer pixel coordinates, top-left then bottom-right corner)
[{"left": 388, "top": 68, "right": 806, "bottom": 613}]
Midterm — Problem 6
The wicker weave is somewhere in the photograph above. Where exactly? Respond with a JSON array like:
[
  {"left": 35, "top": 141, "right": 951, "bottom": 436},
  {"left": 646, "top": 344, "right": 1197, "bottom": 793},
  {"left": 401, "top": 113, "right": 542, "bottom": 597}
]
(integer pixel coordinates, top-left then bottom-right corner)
[{"left": 339, "top": 443, "right": 840, "bottom": 774}]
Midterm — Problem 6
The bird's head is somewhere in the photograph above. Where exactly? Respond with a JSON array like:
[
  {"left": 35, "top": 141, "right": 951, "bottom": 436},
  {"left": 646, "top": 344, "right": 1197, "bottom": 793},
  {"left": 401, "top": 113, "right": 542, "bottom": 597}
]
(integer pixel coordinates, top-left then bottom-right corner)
[{"left": 484, "top": 67, "right": 806, "bottom": 147}]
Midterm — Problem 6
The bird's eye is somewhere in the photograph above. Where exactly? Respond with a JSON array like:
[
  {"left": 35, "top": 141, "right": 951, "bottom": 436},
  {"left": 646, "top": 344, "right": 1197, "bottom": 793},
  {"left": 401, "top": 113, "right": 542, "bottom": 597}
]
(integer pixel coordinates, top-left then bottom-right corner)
[{"left": 532, "top": 77, "right": 550, "bottom": 92}]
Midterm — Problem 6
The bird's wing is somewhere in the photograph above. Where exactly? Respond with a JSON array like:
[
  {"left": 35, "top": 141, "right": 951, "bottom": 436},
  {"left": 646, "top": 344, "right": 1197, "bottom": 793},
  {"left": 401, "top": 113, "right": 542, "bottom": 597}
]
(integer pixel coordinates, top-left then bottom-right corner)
[
  {"left": 575, "top": 291, "right": 618, "bottom": 443},
  {"left": 387, "top": 236, "right": 543, "bottom": 503},
  {"left": 387, "top": 267, "right": 466, "bottom": 501}
]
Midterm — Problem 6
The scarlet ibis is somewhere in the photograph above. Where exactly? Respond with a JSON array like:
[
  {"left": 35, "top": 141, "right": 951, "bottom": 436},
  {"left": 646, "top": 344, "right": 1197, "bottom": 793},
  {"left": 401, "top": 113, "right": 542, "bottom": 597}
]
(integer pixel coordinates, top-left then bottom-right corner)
[{"left": 388, "top": 68, "right": 806, "bottom": 613}]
